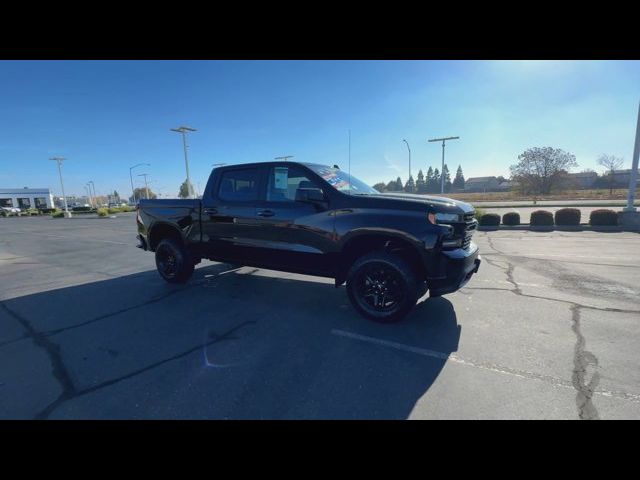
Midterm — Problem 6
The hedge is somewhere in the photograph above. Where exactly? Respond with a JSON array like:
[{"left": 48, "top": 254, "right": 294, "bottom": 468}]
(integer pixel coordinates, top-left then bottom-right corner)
[
  {"left": 589, "top": 209, "right": 618, "bottom": 226},
  {"left": 479, "top": 213, "right": 500, "bottom": 226},
  {"left": 530, "top": 210, "right": 554, "bottom": 226},
  {"left": 502, "top": 212, "right": 520, "bottom": 226},
  {"left": 554, "top": 208, "right": 581, "bottom": 226},
  {"left": 51, "top": 211, "right": 64, "bottom": 218},
  {"left": 473, "top": 207, "right": 486, "bottom": 222},
  {"left": 97, "top": 208, "right": 109, "bottom": 217}
]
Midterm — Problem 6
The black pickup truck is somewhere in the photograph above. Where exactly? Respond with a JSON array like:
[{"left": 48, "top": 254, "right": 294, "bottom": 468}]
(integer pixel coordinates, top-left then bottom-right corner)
[{"left": 136, "top": 161, "right": 480, "bottom": 322}]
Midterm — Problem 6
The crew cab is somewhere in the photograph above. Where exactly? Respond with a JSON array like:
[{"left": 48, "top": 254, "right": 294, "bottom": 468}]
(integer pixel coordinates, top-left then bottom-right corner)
[{"left": 136, "top": 161, "right": 480, "bottom": 322}]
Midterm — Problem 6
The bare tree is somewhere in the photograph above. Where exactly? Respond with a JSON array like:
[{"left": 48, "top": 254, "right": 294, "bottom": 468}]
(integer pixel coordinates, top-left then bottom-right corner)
[
  {"left": 597, "top": 154, "right": 624, "bottom": 195},
  {"left": 510, "top": 147, "right": 578, "bottom": 195}
]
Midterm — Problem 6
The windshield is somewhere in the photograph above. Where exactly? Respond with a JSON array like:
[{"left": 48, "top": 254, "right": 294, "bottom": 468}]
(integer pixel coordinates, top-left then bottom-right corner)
[{"left": 307, "top": 165, "right": 379, "bottom": 194}]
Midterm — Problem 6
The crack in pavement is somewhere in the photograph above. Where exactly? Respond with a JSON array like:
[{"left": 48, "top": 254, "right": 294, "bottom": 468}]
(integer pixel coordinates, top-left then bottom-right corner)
[
  {"left": 473, "top": 234, "right": 618, "bottom": 419},
  {"left": 570, "top": 305, "right": 600, "bottom": 420},
  {"left": 0, "top": 299, "right": 78, "bottom": 416},
  {"left": 34, "top": 320, "right": 256, "bottom": 420},
  {"left": 0, "top": 264, "right": 255, "bottom": 419},
  {"left": 39, "top": 266, "right": 246, "bottom": 338}
]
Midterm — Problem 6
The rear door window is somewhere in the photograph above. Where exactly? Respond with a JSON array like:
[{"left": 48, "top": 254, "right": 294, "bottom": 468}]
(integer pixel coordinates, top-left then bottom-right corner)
[{"left": 217, "top": 168, "right": 261, "bottom": 202}]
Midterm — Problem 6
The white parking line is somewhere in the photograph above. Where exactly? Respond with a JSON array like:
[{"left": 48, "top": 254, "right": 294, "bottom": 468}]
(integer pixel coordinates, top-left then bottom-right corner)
[
  {"left": 2, "top": 230, "right": 131, "bottom": 246},
  {"left": 331, "top": 329, "right": 640, "bottom": 404}
]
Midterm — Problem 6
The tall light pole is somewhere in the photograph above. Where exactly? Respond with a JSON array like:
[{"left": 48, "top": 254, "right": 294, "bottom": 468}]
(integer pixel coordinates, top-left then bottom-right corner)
[
  {"left": 88, "top": 180, "right": 97, "bottom": 207},
  {"left": 49, "top": 157, "right": 71, "bottom": 218},
  {"left": 402, "top": 139, "right": 411, "bottom": 181},
  {"left": 85, "top": 184, "right": 94, "bottom": 207},
  {"left": 625, "top": 101, "right": 640, "bottom": 212},
  {"left": 428, "top": 136, "right": 460, "bottom": 194},
  {"left": 275, "top": 156, "right": 293, "bottom": 162},
  {"left": 171, "top": 126, "right": 196, "bottom": 199},
  {"left": 129, "top": 163, "right": 150, "bottom": 205},
  {"left": 138, "top": 173, "right": 150, "bottom": 199}
]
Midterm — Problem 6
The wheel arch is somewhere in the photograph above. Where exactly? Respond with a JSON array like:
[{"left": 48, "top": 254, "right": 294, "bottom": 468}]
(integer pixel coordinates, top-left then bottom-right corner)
[
  {"left": 335, "top": 231, "right": 427, "bottom": 286},
  {"left": 148, "top": 222, "right": 185, "bottom": 252}
]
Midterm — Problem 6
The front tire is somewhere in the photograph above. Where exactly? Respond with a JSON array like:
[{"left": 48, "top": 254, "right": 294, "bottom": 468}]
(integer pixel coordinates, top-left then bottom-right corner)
[
  {"left": 346, "top": 251, "right": 418, "bottom": 323},
  {"left": 155, "top": 238, "right": 194, "bottom": 284}
]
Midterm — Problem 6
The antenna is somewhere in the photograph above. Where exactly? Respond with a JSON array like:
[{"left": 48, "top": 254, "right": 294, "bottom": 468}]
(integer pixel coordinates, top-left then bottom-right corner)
[{"left": 348, "top": 129, "right": 351, "bottom": 194}]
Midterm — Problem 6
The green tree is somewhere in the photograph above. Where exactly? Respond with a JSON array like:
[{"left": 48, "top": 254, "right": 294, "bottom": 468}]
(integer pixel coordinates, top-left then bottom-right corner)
[
  {"left": 372, "top": 182, "right": 387, "bottom": 192},
  {"left": 442, "top": 164, "right": 452, "bottom": 193},
  {"left": 416, "top": 169, "right": 426, "bottom": 194},
  {"left": 404, "top": 175, "right": 415, "bottom": 193},
  {"left": 178, "top": 179, "right": 194, "bottom": 198},
  {"left": 510, "top": 147, "right": 578, "bottom": 195},
  {"left": 129, "top": 187, "right": 156, "bottom": 203},
  {"left": 426, "top": 167, "right": 435, "bottom": 193},
  {"left": 432, "top": 168, "right": 441, "bottom": 193},
  {"left": 452, "top": 165, "right": 465, "bottom": 190}
]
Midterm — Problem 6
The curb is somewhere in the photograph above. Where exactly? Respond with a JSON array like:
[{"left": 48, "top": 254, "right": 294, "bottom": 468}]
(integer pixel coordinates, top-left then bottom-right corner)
[
  {"left": 476, "top": 203, "right": 640, "bottom": 208},
  {"left": 478, "top": 225, "right": 640, "bottom": 232}
]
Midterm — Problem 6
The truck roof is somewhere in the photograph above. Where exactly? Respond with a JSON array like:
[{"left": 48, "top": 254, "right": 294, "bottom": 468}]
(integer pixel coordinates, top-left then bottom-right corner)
[{"left": 213, "top": 161, "right": 335, "bottom": 170}]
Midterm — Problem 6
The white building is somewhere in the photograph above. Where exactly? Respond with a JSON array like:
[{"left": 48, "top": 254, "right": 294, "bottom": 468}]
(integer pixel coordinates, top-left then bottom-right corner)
[{"left": 0, "top": 188, "right": 54, "bottom": 210}]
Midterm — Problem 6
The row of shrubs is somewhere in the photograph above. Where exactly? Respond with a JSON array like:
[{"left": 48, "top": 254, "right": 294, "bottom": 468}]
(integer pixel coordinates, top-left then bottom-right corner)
[
  {"left": 1, "top": 208, "right": 57, "bottom": 217},
  {"left": 478, "top": 208, "right": 619, "bottom": 227},
  {"left": 51, "top": 205, "right": 134, "bottom": 218}
]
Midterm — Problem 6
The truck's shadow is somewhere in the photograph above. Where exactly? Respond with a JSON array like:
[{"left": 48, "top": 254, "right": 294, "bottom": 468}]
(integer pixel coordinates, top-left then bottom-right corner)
[{"left": 2, "top": 263, "right": 460, "bottom": 419}]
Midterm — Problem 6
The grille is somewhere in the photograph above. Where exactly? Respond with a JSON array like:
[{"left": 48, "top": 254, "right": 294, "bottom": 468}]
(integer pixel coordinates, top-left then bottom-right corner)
[
  {"left": 462, "top": 233, "right": 472, "bottom": 250},
  {"left": 462, "top": 212, "right": 476, "bottom": 250}
]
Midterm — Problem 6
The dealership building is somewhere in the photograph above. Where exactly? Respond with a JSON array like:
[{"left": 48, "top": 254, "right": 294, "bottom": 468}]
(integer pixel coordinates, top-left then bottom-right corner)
[{"left": 0, "top": 188, "right": 54, "bottom": 209}]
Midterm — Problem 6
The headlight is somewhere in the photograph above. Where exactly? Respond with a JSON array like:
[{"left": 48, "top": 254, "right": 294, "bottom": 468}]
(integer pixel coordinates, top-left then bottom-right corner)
[{"left": 434, "top": 212, "right": 460, "bottom": 223}]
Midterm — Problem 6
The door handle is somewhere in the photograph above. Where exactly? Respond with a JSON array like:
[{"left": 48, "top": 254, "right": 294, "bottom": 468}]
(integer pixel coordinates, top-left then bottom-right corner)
[
  {"left": 204, "top": 207, "right": 218, "bottom": 215},
  {"left": 257, "top": 209, "right": 275, "bottom": 217}
]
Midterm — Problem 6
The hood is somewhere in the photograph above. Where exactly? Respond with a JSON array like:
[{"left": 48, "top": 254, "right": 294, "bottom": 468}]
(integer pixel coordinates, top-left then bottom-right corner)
[{"left": 374, "top": 192, "right": 475, "bottom": 214}]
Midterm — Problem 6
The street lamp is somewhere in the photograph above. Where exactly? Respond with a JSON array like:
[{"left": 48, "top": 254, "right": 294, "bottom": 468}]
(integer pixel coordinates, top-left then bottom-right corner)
[
  {"left": 85, "top": 183, "right": 94, "bottom": 207},
  {"left": 624, "top": 101, "right": 640, "bottom": 212},
  {"left": 129, "top": 163, "right": 150, "bottom": 204},
  {"left": 171, "top": 126, "right": 197, "bottom": 199},
  {"left": 402, "top": 139, "right": 411, "bottom": 181},
  {"left": 138, "top": 173, "right": 150, "bottom": 200},
  {"left": 88, "top": 180, "right": 96, "bottom": 206},
  {"left": 49, "top": 157, "right": 71, "bottom": 218},
  {"left": 428, "top": 136, "right": 460, "bottom": 194}
]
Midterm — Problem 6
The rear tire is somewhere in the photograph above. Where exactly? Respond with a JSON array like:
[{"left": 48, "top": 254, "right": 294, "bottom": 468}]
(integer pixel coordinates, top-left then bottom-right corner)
[
  {"left": 346, "top": 251, "right": 418, "bottom": 323},
  {"left": 155, "top": 238, "right": 194, "bottom": 284}
]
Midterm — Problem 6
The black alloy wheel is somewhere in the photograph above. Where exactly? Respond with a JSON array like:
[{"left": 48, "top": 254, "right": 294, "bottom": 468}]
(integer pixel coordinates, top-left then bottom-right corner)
[
  {"left": 155, "top": 238, "right": 194, "bottom": 284},
  {"left": 346, "top": 251, "right": 419, "bottom": 323}
]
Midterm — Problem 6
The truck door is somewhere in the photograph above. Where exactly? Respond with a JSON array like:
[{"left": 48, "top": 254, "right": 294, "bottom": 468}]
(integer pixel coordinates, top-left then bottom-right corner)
[
  {"left": 200, "top": 165, "right": 269, "bottom": 265},
  {"left": 253, "top": 164, "right": 336, "bottom": 276}
]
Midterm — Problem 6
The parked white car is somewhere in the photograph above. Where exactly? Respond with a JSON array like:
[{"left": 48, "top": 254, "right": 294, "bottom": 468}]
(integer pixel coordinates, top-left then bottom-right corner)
[{"left": 1, "top": 206, "right": 21, "bottom": 215}]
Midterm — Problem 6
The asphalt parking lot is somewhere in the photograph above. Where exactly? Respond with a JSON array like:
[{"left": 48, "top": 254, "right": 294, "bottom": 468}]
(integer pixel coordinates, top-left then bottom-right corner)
[{"left": 1, "top": 214, "right": 639, "bottom": 419}]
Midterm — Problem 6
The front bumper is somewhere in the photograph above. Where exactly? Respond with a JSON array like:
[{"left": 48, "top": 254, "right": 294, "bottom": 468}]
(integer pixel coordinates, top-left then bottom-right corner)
[{"left": 427, "top": 243, "right": 481, "bottom": 297}]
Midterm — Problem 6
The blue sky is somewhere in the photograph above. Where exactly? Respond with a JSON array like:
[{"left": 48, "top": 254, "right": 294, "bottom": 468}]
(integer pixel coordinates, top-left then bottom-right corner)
[{"left": 1, "top": 60, "right": 639, "bottom": 198}]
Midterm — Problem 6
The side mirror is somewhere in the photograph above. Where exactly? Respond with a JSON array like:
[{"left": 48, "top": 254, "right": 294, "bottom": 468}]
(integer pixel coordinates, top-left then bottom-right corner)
[{"left": 296, "top": 188, "right": 327, "bottom": 208}]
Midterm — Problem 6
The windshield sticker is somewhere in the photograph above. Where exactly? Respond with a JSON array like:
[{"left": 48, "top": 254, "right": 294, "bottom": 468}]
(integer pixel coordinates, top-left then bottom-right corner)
[{"left": 319, "top": 168, "right": 350, "bottom": 190}]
